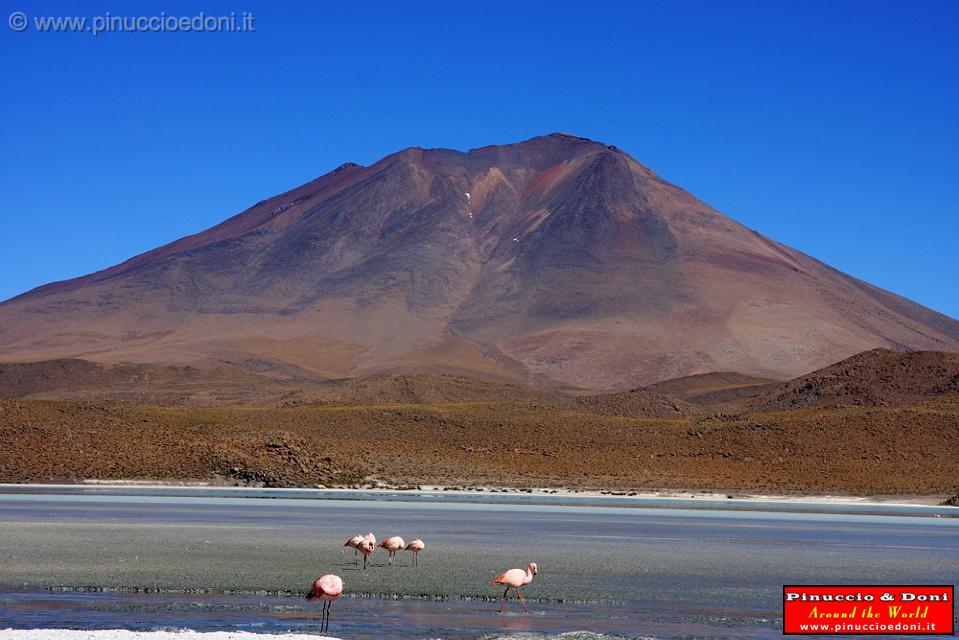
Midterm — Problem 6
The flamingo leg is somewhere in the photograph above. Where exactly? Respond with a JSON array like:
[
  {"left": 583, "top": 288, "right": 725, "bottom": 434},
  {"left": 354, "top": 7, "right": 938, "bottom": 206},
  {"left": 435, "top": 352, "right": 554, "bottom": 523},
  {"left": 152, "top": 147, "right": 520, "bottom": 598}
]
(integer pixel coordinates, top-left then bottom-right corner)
[
  {"left": 516, "top": 588, "right": 529, "bottom": 613},
  {"left": 363, "top": 554, "right": 367, "bottom": 570},
  {"left": 499, "top": 585, "right": 510, "bottom": 612}
]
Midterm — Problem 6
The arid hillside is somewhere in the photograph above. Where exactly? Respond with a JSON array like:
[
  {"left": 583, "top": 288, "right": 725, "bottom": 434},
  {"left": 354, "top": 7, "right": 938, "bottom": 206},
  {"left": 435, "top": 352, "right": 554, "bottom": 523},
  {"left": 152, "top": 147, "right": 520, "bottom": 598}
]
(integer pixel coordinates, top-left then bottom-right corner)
[
  {"left": 1, "top": 349, "right": 957, "bottom": 496},
  {"left": 1, "top": 396, "right": 956, "bottom": 495}
]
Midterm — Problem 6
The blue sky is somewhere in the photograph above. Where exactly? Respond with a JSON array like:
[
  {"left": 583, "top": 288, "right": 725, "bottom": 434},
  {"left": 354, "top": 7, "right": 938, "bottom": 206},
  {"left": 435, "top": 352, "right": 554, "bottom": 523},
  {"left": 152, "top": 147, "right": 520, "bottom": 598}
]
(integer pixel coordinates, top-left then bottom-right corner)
[{"left": 1, "top": 0, "right": 957, "bottom": 317}]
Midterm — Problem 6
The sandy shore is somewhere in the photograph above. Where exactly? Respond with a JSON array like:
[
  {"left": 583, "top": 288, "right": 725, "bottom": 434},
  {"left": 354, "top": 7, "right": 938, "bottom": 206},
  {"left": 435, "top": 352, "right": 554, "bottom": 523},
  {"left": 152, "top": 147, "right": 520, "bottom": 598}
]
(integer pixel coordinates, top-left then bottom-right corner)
[{"left": 0, "top": 633, "right": 338, "bottom": 640}]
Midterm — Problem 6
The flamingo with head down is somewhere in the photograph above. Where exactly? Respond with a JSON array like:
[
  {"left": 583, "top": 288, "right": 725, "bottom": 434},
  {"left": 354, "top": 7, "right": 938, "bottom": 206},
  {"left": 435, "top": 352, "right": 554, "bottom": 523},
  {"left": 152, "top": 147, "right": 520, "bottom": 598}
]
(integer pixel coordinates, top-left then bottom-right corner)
[
  {"left": 357, "top": 536, "right": 375, "bottom": 569},
  {"left": 306, "top": 573, "right": 343, "bottom": 632},
  {"left": 343, "top": 534, "right": 364, "bottom": 563},
  {"left": 404, "top": 538, "right": 425, "bottom": 566},
  {"left": 378, "top": 536, "right": 405, "bottom": 566}
]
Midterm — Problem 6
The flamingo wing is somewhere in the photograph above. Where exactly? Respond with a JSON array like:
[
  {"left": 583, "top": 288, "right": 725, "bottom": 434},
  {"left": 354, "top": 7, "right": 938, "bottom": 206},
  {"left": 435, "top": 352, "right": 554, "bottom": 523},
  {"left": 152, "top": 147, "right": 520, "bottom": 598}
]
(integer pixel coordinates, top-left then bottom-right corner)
[
  {"left": 491, "top": 571, "right": 510, "bottom": 585},
  {"left": 491, "top": 568, "right": 525, "bottom": 587}
]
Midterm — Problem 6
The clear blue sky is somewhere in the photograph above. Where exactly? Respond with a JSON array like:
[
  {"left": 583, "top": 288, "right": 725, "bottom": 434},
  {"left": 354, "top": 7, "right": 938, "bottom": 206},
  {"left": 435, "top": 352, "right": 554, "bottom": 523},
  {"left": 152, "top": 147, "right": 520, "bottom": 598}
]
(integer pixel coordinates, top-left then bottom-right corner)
[{"left": 1, "top": 0, "right": 957, "bottom": 317}]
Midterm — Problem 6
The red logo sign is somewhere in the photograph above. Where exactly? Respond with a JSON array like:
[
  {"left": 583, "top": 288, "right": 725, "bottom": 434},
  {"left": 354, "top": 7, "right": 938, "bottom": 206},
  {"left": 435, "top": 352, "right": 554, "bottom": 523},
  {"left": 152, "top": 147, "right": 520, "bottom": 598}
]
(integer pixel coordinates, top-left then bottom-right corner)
[{"left": 784, "top": 585, "right": 954, "bottom": 635}]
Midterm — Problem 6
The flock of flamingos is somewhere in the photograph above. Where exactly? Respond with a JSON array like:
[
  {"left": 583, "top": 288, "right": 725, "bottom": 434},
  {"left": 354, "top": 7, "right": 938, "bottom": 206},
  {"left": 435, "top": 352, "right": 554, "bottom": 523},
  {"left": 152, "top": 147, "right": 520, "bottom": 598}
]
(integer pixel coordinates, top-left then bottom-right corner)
[{"left": 305, "top": 531, "right": 539, "bottom": 632}]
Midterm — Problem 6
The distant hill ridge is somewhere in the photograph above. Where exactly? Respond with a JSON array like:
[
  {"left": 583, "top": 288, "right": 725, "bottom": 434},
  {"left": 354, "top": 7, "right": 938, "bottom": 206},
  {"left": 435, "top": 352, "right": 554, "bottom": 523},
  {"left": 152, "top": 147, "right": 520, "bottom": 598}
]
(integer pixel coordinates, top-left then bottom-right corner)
[{"left": 3, "top": 350, "right": 957, "bottom": 418}]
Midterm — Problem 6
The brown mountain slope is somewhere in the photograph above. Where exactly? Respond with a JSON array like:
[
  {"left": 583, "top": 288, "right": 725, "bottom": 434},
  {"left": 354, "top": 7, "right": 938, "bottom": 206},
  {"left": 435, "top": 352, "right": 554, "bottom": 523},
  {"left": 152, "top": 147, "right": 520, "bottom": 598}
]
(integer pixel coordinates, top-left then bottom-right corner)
[
  {"left": 2, "top": 133, "right": 958, "bottom": 390},
  {"left": 746, "top": 349, "right": 959, "bottom": 411}
]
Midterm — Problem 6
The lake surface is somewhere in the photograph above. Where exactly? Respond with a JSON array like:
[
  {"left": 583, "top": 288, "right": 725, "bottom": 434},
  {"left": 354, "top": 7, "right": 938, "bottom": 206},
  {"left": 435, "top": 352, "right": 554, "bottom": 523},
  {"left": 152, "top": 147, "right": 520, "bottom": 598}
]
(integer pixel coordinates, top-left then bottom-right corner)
[{"left": 0, "top": 489, "right": 955, "bottom": 639}]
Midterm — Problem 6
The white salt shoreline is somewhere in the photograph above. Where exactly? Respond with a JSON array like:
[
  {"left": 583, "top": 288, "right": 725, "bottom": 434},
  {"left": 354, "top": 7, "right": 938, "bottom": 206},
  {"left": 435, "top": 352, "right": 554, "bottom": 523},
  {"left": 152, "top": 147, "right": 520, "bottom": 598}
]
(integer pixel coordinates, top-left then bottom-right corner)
[
  {"left": 0, "top": 631, "right": 339, "bottom": 640},
  {"left": 10, "top": 481, "right": 949, "bottom": 507}
]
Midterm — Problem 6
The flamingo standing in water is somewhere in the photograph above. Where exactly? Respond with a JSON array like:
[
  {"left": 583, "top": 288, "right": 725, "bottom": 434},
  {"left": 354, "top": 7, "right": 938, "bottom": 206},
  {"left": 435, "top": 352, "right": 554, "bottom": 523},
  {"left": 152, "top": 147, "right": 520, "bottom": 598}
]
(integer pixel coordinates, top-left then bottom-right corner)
[
  {"left": 378, "top": 536, "right": 405, "bottom": 566},
  {"left": 491, "top": 562, "right": 538, "bottom": 613},
  {"left": 344, "top": 534, "right": 364, "bottom": 563},
  {"left": 306, "top": 573, "right": 343, "bottom": 633},
  {"left": 404, "top": 538, "right": 425, "bottom": 566}
]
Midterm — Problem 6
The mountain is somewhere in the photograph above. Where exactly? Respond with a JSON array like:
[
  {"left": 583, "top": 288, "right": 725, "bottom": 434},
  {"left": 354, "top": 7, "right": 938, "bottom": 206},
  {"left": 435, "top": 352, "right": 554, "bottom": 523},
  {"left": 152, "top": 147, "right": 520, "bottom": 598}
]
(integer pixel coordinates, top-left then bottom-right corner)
[{"left": 2, "top": 133, "right": 958, "bottom": 390}]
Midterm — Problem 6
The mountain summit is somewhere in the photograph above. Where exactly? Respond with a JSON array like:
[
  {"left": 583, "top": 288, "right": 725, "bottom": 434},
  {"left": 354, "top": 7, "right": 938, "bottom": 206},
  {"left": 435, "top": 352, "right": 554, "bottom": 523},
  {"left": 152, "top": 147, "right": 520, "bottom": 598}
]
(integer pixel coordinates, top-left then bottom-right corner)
[{"left": 2, "top": 134, "right": 958, "bottom": 389}]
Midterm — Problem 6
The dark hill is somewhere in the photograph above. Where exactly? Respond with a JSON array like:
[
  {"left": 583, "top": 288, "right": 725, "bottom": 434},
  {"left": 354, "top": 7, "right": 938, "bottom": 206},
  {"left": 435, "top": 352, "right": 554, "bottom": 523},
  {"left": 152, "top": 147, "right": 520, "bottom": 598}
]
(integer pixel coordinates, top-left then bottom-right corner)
[{"left": 746, "top": 349, "right": 959, "bottom": 411}]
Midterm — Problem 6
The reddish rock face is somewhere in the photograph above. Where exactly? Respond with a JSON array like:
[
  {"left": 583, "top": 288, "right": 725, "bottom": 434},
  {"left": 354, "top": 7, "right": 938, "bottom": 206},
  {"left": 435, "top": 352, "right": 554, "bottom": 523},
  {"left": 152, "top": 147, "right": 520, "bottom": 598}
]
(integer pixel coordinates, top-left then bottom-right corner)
[{"left": 1, "top": 133, "right": 957, "bottom": 390}]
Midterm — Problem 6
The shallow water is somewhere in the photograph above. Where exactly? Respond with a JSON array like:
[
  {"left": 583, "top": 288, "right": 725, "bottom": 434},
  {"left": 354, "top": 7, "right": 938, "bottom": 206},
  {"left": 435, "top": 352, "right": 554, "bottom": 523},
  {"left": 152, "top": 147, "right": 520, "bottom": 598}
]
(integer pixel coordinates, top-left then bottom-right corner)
[
  {"left": 0, "top": 490, "right": 955, "bottom": 639},
  {"left": 1, "top": 483, "right": 955, "bottom": 518},
  {"left": 0, "top": 590, "right": 775, "bottom": 639}
]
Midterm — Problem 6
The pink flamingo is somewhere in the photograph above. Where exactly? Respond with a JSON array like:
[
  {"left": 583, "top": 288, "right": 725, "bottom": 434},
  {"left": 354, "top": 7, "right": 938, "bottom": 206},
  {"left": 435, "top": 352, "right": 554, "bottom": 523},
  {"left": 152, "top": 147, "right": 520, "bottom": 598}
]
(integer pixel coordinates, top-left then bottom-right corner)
[
  {"left": 344, "top": 534, "right": 364, "bottom": 563},
  {"left": 305, "top": 573, "right": 343, "bottom": 632},
  {"left": 378, "top": 536, "right": 405, "bottom": 566},
  {"left": 491, "top": 562, "right": 538, "bottom": 613},
  {"left": 357, "top": 536, "right": 375, "bottom": 570},
  {"left": 404, "top": 538, "right": 425, "bottom": 566}
]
